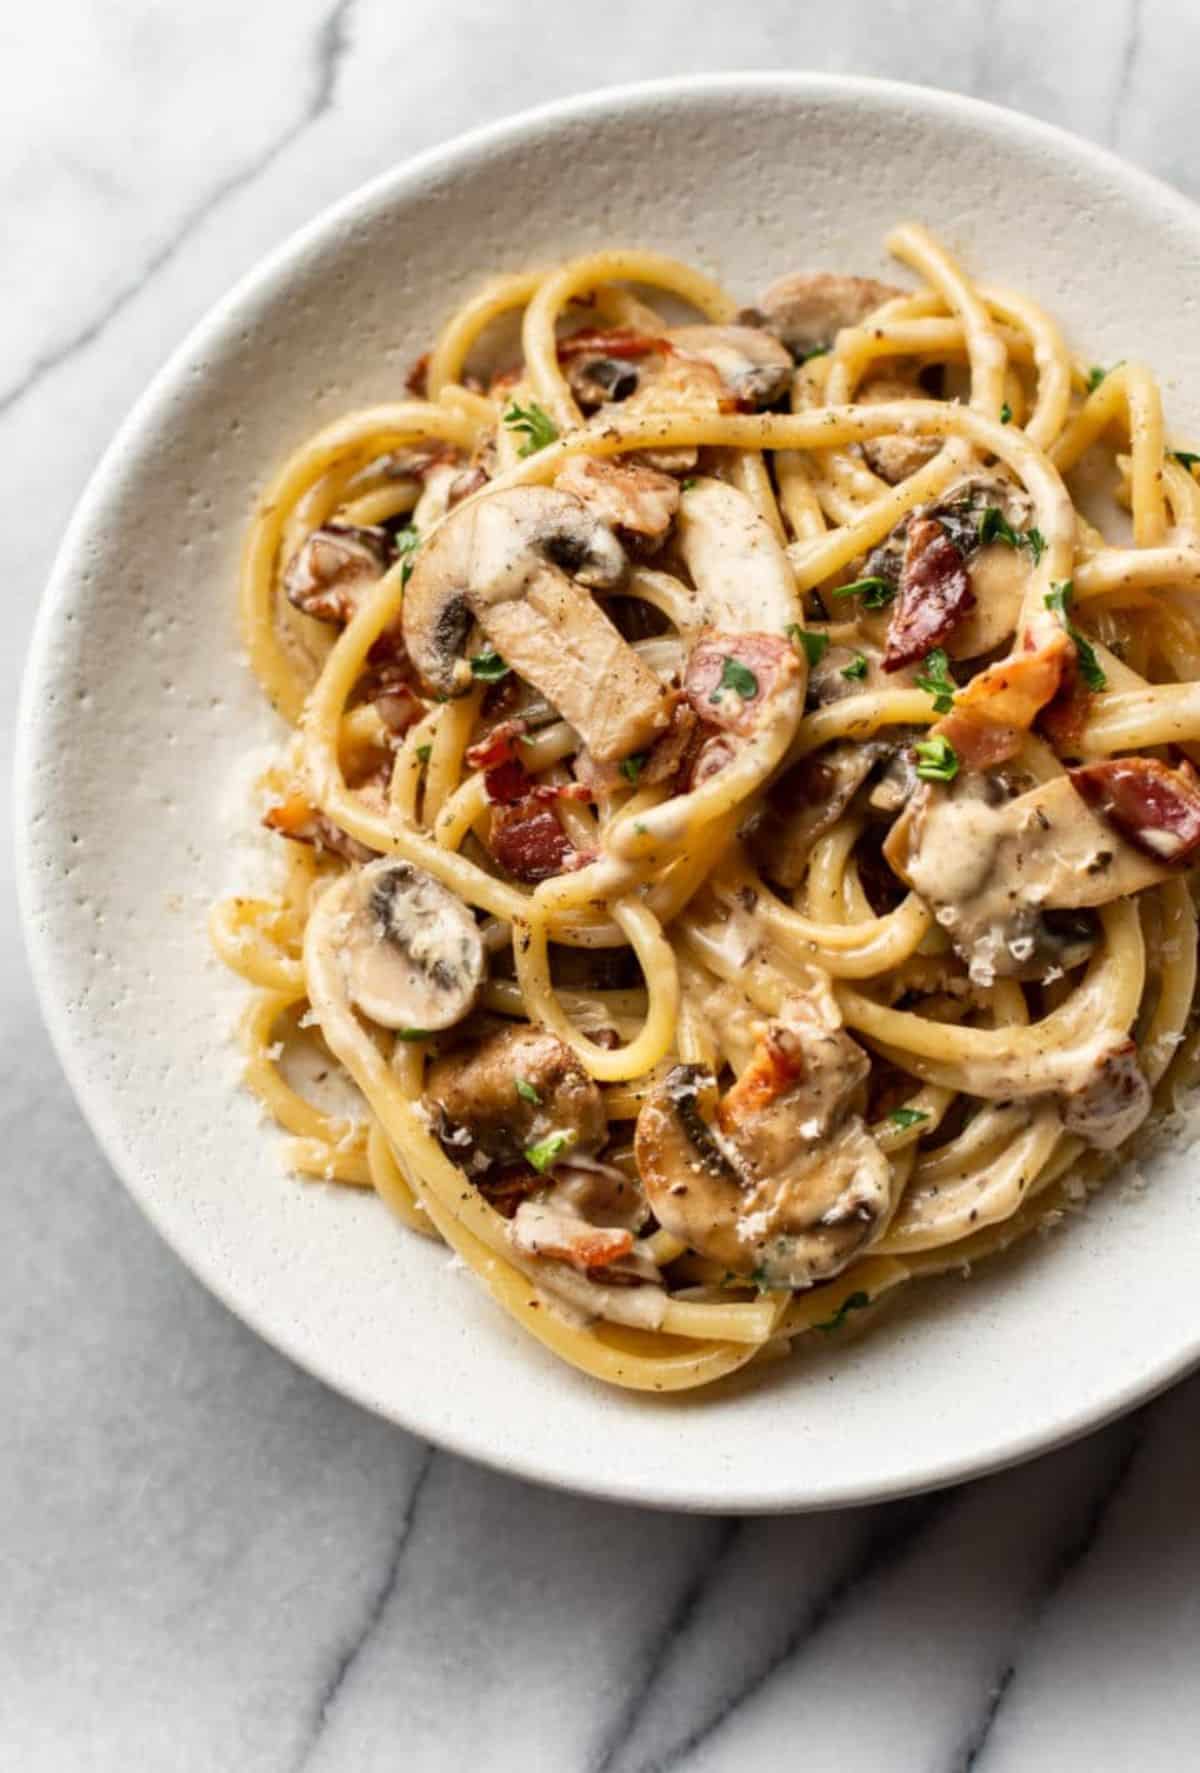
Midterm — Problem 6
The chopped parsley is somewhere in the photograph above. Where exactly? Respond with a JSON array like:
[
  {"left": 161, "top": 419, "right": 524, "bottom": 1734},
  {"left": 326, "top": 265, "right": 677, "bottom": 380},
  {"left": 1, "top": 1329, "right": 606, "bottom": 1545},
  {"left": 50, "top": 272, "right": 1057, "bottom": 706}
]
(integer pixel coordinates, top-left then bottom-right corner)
[
  {"left": 1086, "top": 365, "right": 1109, "bottom": 393},
  {"left": 524, "top": 1128, "right": 576, "bottom": 1173},
  {"left": 515, "top": 1078, "right": 542, "bottom": 1106},
  {"left": 799, "top": 343, "right": 831, "bottom": 363},
  {"left": 1045, "top": 581, "right": 1107, "bottom": 692},
  {"left": 814, "top": 1289, "right": 872, "bottom": 1334},
  {"left": 681, "top": 477, "right": 698, "bottom": 491},
  {"left": 415, "top": 744, "right": 432, "bottom": 765},
  {"left": 1170, "top": 449, "right": 1200, "bottom": 472},
  {"left": 395, "top": 1027, "right": 432, "bottom": 1042},
  {"left": 469, "top": 649, "right": 511, "bottom": 682},
  {"left": 620, "top": 752, "right": 647, "bottom": 785},
  {"left": 913, "top": 646, "right": 956, "bottom": 714},
  {"left": 394, "top": 524, "right": 421, "bottom": 586},
  {"left": 711, "top": 655, "right": 759, "bottom": 703},
  {"left": 889, "top": 1106, "right": 930, "bottom": 1130},
  {"left": 748, "top": 1266, "right": 777, "bottom": 1294},
  {"left": 978, "top": 506, "right": 1045, "bottom": 563},
  {"left": 787, "top": 623, "right": 829, "bottom": 668},
  {"left": 833, "top": 575, "right": 896, "bottom": 609},
  {"left": 633, "top": 820, "right": 649, "bottom": 835},
  {"left": 1000, "top": 401, "right": 1013, "bottom": 425},
  {"left": 914, "top": 734, "right": 959, "bottom": 782},
  {"left": 502, "top": 399, "right": 559, "bottom": 457},
  {"left": 841, "top": 652, "right": 869, "bottom": 682}
]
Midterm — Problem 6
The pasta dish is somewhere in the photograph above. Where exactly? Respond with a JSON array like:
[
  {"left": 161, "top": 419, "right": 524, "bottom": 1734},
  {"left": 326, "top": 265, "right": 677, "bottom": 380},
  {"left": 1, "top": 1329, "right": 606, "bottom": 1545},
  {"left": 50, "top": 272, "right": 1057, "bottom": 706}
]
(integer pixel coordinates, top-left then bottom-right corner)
[{"left": 212, "top": 224, "right": 1200, "bottom": 1392}]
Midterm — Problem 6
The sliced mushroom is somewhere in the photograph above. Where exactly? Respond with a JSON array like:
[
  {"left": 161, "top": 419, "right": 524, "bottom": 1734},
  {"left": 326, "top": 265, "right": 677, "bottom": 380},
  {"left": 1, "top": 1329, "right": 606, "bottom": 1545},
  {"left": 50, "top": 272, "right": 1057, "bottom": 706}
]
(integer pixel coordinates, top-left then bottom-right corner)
[
  {"left": 667, "top": 323, "right": 794, "bottom": 409},
  {"left": 1059, "top": 1038, "right": 1151, "bottom": 1150},
  {"left": 675, "top": 478, "right": 802, "bottom": 631},
  {"left": 636, "top": 987, "right": 893, "bottom": 1288},
  {"left": 283, "top": 523, "right": 391, "bottom": 625},
  {"left": 557, "top": 327, "right": 664, "bottom": 411},
  {"left": 745, "top": 741, "right": 883, "bottom": 887},
  {"left": 425, "top": 1023, "right": 606, "bottom": 1163},
  {"left": 755, "top": 272, "right": 902, "bottom": 359},
  {"left": 555, "top": 456, "right": 680, "bottom": 543},
  {"left": 884, "top": 771, "right": 1174, "bottom": 985},
  {"left": 857, "top": 372, "right": 944, "bottom": 485},
  {"left": 402, "top": 485, "right": 672, "bottom": 763},
  {"left": 336, "top": 857, "right": 484, "bottom": 1031}
]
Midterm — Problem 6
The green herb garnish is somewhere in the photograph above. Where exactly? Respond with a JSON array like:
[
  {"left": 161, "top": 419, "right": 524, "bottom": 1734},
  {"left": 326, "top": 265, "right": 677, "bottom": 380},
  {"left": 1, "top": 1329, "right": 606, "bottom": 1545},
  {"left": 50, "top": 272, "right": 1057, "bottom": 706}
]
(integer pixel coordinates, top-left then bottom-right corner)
[
  {"left": 515, "top": 1078, "right": 542, "bottom": 1106},
  {"left": 787, "top": 622, "right": 829, "bottom": 668},
  {"left": 978, "top": 507, "right": 1045, "bottom": 563},
  {"left": 1086, "top": 365, "right": 1108, "bottom": 393},
  {"left": 1045, "top": 582, "right": 1107, "bottom": 692},
  {"left": 914, "top": 734, "right": 959, "bottom": 782},
  {"left": 814, "top": 1290, "right": 872, "bottom": 1334},
  {"left": 395, "top": 1028, "right": 432, "bottom": 1042},
  {"left": 394, "top": 525, "right": 421, "bottom": 587},
  {"left": 1000, "top": 401, "right": 1013, "bottom": 425},
  {"left": 841, "top": 652, "right": 869, "bottom": 682},
  {"left": 524, "top": 1129, "right": 576, "bottom": 1173},
  {"left": 913, "top": 647, "right": 956, "bottom": 714},
  {"left": 681, "top": 477, "right": 698, "bottom": 491},
  {"left": 710, "top": 656, "right": 759, "bottom": 704},
  {"left": 503, "top": 399, "right": 559, "bottom": 457},
  {"left": 415, "top": 744, "right": 432, "bottom": 765},
  {"left": 620, "top": 753, "right": 647, "bottom": 785},
  {"left": 889, "top": 1106, "right": 930, "bottom": 1130},
  {"left": 748, "top": 1266, "right": 777, "bottom": 1294},
  {"left": 799, "top": 343, "right": 831, "bottom": 363},
  {"left": 1171, "top": 450, "right": 1200, "bottom": 472},
  {"left": 469, "top": 649, "right": 511, "bottom": 682},
  {"left": 833, "top": 576, "right": 896, "bottom": 609}
]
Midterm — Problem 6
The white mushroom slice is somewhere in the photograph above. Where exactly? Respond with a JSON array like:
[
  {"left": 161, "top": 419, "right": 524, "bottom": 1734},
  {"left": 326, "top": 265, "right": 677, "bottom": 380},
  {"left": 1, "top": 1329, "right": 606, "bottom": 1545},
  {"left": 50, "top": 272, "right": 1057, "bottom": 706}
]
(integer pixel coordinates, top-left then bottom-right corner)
[
  {"left": 412, "top": 460, "right": 460, "bottom": 533},
  {"left": 555, "top": 455, "right": 680, "bottom": 541},
  {"left": 755, "top": 272, "right": 902, "bottom": 358},
  {"left": 337, "top": 858, "right": 484, "bottom": 1031},
  {"left": 857, "top": 373, "right": 943, "bottom": 485},
  {"left": 676, "top": 479, "right": 802, "bottom": 632},
  {"left": 667, "top": 323, "right": 794, "bottom": 408},
  {"left": 283, "top": 523, "right": 390, "bottom": 624},
  {"left": 885, "top": 773, "right": 1173, "bottom": 985},
  {"left": 402, "top": 486, "right": 672, "bottom": 764},
  {"left": 635, "top": 982, "right": 894, "bottom": 1289}
]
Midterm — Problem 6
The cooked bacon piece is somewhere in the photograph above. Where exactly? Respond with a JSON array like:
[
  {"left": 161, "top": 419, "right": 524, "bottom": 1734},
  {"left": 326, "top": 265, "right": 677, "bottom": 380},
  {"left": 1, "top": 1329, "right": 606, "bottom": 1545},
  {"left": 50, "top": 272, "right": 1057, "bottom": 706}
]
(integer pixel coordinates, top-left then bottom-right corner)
[
  {"left": 884, "top": 517, "right": 975, "bottom": 670},
  {"left": 684, "top": 630, "right": 794, "bottom": 736},
  {"left": 556, "top": 327, "right": 667, "bottom": 363},
  {"left": 937, "top": 706, "right": 1023, "bottom": 771},
  {"left": 405, "top": 352, "right": 430, "bottom": 397},
  {"left": 509, "top": 1203, "right": 634, "bottom": 1270},
  {"left": 939, "top": 629, "right": 1074, "bottom": 766},
  {"left": 488, "top": 800, "right": 590, "bottom": 881},
  {"left": 475, "top": 1166, "right": 543, "bottom": 1220},
  {"left": 282, "top": 523, "right": 390, "bottom": 625},
  {"left": 466, "top": 718, "right": 529, "bottom": 773},
  {"left": 1068, "top": 757, "right": 1200, "bottom": 862},
  {"left": 683, "top": 731, "right": 737, "bottom": 790},
  {"left": 575, "top": 701, "right": 698, "bottom": 795},
  {"left": 1037, "top": 656, "right": 1092, "bottom": 754},
  {"left": 262, "top": 794, "right": 376, "bottom": 864},
  {"left": 717, "top": 1025, "right": 806, "bottom": 1130}
]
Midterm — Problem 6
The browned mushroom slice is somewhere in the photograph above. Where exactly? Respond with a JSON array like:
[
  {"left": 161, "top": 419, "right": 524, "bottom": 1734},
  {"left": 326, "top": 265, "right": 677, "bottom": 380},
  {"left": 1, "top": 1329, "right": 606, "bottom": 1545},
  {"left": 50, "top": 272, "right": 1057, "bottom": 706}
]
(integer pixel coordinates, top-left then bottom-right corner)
[
  {"left": 755, "top": 272, "right": 902, "bottom": 359},
  {"left": 635, "top": 986, "right": 893, "bottom": 1289},
  {"left": 425, "top": 1023, "right": 606, "bottom": 1164},
  {"left": 1059, "top": 1038, "right": 1151, "bottom": 1150},
  {"left": 336, "top": 858, "right": 484, "bottom": 1031},
  {"left": 283, "top": 523, "right": 391, "bottom": 624},
  {"left": 857, "top": 373, "right": 944, "bottom": 484},
  {"left": 884, "top": 772, "right": 1174, "bottom": 985},
  {"left": 401, "top": 486, "right": 672, "bottom": 764},
  {"left": 667, "top": 323, "right": 794, "bottom": 409}
]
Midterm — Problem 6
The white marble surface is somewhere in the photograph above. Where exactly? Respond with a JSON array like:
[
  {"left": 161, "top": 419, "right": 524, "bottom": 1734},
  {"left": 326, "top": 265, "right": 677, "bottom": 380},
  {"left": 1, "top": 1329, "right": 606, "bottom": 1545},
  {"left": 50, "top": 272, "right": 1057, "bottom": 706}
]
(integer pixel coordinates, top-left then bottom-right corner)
[{"left": 5, "top": 3, "right": 1200, "bottom": 1768}]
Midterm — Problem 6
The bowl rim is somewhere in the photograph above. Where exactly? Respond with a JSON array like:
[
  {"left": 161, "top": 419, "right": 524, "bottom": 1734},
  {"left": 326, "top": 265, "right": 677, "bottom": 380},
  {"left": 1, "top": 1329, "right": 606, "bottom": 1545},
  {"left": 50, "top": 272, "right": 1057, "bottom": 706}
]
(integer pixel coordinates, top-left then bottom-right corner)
[{"left": 16, "top": 70, "right": 1200, "bottom": 1512}]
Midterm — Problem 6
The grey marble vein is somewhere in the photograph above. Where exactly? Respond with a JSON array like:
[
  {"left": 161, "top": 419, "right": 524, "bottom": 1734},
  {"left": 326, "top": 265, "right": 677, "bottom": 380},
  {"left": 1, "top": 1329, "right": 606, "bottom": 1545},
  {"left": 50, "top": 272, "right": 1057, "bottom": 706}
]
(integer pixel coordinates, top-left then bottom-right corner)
[{"left": 7, "top": 4, "right": 1200, "bottom": 1771}]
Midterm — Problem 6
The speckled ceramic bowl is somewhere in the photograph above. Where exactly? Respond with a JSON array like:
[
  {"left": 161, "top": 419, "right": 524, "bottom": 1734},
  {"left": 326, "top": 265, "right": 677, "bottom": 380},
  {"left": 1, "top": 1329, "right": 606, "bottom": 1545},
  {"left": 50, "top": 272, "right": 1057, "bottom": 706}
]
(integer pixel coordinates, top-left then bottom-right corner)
[{"left": 18, "top": 75, "right": 1200, "bottom": 1510}]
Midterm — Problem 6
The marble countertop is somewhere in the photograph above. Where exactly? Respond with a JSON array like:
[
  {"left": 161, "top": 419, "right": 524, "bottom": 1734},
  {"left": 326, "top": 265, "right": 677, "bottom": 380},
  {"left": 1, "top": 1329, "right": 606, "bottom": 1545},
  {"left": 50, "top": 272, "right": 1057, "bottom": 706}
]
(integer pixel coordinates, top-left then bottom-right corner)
[{"left": 5, "top": 3, "right": 1200, "bottom": 1767}]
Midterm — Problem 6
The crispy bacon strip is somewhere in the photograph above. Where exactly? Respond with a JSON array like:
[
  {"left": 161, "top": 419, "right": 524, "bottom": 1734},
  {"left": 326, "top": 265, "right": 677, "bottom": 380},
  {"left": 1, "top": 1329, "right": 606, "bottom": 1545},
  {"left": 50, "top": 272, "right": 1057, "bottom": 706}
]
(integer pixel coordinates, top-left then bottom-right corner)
[
  {"left": 263, "top": 795, "right": 376, "bottom": 864},
  {"left": 717, "top": 1029, "right": 805, "bottom": 1130},
  {"left": 884, "top": 517, "right": 975, "bottom": 670},
  {"left": 939, "top": 629, "right": 1073, "bottom": 766},
  {"left": 487, "top": 800, "right": 591, "bottom": 881},
  {"left": 510, "top": 1207, "right": 635, "bottom": 1271},
  {"left": 1069, "top": 757, "right": 1200, "bottom": 862},
  {"left": 556, "top": 327, "right": 668, "bottom": 362}
]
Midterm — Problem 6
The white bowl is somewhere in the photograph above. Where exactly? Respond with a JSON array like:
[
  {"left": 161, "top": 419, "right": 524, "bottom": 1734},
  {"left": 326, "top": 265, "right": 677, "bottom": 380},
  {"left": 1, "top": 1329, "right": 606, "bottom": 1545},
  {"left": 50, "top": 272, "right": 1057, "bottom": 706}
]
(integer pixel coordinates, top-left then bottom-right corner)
[{"left": 18, "top": 74, "right": 1200, "bottom": 1511}]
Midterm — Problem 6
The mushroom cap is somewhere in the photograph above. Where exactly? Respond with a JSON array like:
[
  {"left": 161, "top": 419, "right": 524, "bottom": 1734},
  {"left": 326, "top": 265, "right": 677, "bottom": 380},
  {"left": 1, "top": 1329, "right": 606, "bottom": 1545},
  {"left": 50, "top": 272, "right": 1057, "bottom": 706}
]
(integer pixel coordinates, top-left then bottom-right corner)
[
  {"left": 338, "top": 858, "right": 485, "bottom": 1032},
  {"left": 668, "top": 323, "right": 795, "bottom": 408},
  {"left": 755, "top": 272, "right": 902, "bottom": 357}
]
